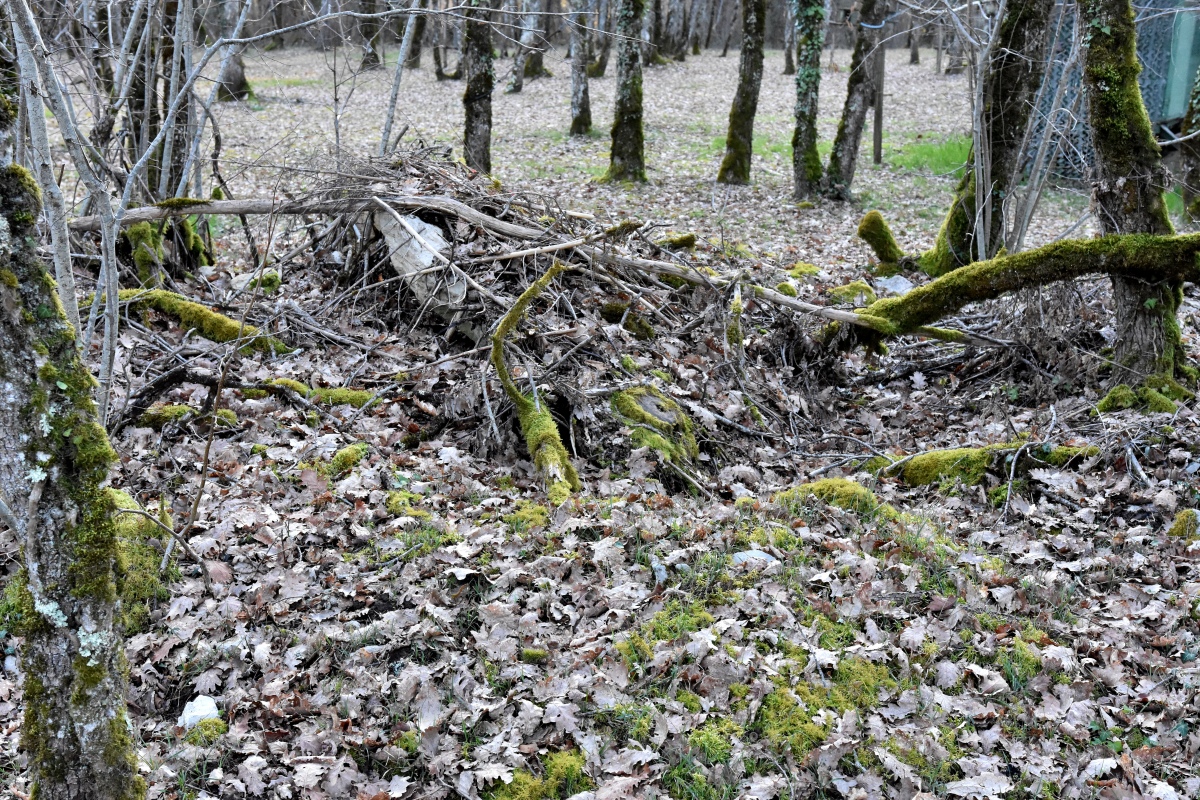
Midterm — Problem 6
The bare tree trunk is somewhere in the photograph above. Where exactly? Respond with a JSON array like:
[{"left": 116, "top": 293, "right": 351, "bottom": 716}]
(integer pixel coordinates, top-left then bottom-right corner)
[
  {"left": 508, "top": 0, "right": 538, "bottom": 92},
  {"left": 790, "top": 0, "right": 824, "bottom": 199},
  {"left": 1081, "top": 0, "right": 1192, "bottom": 385},
  {"left": 1181, "top": 66, "right": 1200, "bottom": 220},
  {"left": 783, "top": 0, "right": 796, "bottom": 75},
  {"left": 688, "top": 0, "right": 712, "bottom": 54},
  {"left": 570, "top": 0, "right": 593, "bottom": 134},
  {"left": 406, "top": 0, "right": 428, "bottom": 68},
  {"left": 917, "top": 0, "right": 1055, "bottom": 276},
  {"left": 463, "top": 0, "right": 495, "bottom": 172},
  {"left": 908, "top": 13, "right": 919, "bottom": 64},
  {"left": 216, "top": 0, "right": 254, "bottom": 100},
  {"left": 822, "top": 0, "right": 885, "bottom": 199},
  {"left": 360, "top": 0, "right": 384, "bottom": 69},
  {"left": 604, "top": 0, "right": 647, "bottom": 181},
  {"left": 589, "top": 0, "right": 613, "bottom": 74},
  {"left": 0, "top": 62, "right": 142, "bottom": 800},
  {"left": 717, "top": 0, "right": 765, "bottom": 183},
  {"left": 663, "top": 0, "right": 688, "bottom": 59}
]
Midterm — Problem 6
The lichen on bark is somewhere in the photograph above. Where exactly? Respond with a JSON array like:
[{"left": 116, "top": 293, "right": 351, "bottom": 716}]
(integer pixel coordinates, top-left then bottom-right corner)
[
  {"left": 716, "top": 0, "right": 765, "bottom": 184},
  {"left": 0, "top": 156, "right": 144, "bottom": 799}
]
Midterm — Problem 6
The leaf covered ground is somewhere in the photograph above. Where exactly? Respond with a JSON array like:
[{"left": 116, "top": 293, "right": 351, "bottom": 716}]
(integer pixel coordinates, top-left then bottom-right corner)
[{"left": 1, "top": 43, "right": 1199, "bottom": 800}]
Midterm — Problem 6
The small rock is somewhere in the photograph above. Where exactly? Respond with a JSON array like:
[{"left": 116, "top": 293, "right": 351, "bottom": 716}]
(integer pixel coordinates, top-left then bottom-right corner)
[
  {"left": 179, "top": 695, "right": 221, "bottom": 730},
  {"left": 875, "top": 275, "right": 915, "bottom": 296},
  {"left": 732, "top": 550, "right": 778, "bottom": 566}
]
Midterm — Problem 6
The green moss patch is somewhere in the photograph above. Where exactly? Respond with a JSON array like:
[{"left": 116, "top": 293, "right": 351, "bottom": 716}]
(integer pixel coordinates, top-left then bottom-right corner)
[
  {"left": 600, "top": 300, "right": 655, "bottom": 340},
  {"left": 611, "top": 385, "right": 699, "bottom": 463},
  {"left": 485, "top": 750, "right": 591, "bottom": 800},
  {"left": 110, "top": 490, "right": 178, "bottom": 634},
  {"left": 788, "top": 261, "right": 821, "bottom": 278},
  {"left": 688, "top": 718, "right": 742, "bottom": 764},
  {"left": 139, "top": 403, "right": 192, "bottom": 430},
  {"left": 1097, "top": 378, "right": 1192, "bottom": 414},
  {"left": 1169, "top": 509, "right": 1199, "bottom": 540},
  {"left": 827, "top": 280, "right": 877, "bottom": 306},
  {"left": 503, "top": 500, "right": 550, "bottom": 530},
  {"left": 327, "top": 443, "right": 369, "bottom": 478},
  {"left": 658, "top": 232, "right": 697, "bottom": 250},
  {"left": 183, "top": 718, "right": 227, "bottom": 746},
  {"left": 776, "top": 478, "right": 897, "bottom": 520},
  {"left": 386, "top": 490, "right": 430, "bottom": 519}
]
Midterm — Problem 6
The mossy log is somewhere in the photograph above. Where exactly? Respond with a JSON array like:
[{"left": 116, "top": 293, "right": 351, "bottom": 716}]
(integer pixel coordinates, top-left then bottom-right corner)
[
  {"left": 491, "top": 261, "right": 581, "bottom": 504},
  {"left": 840, "top": 233, "right": 1200, "bottom": 351},
  {"left": 114, "top": 289, "right": 289, "bottom": 354}
]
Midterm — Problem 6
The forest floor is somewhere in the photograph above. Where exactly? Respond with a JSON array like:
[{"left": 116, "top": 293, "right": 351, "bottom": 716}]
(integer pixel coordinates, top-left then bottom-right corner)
[{"left": 2, "top": 44, "right": 1200, "bottom": 800}]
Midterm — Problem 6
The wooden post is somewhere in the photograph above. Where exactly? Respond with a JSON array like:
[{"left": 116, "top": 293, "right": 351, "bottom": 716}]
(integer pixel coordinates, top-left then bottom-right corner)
[
  {"left": 873, "top": 43, "right": 884, "bottom": 164},
  {"left": 935, "top": 22, "right": 943, "bottom": 73}
]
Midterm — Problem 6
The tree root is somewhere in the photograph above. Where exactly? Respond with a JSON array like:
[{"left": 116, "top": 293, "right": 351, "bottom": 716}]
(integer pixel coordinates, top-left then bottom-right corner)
[{"left": 490, "top": 261, "right": 581, "bottom": 504}]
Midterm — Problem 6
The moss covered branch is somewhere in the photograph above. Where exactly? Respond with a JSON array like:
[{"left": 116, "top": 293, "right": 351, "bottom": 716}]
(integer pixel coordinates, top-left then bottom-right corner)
[
  {"left": 114, "top": 289, "right": 289, "bottom": 354},
  {"left": 491, "top": 261, "right": 581, "bottom": 504},
  {"left": 842, "top": 232, "right": 1200, "bottom": 348}
]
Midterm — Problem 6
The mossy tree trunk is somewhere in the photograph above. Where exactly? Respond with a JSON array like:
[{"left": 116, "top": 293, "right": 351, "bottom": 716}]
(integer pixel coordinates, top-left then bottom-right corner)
[
  {"left": 789, "top": 0, "right": 824, "bottom": 199},
  {"left": 570, "top": 0, "right": 593, "bottom": 134},
  {"left": 0, "top": 75, "right": 143, "bottom": 798},
  {"left": 821, "top": 0, "right": 885, "bottom": 200},
  {"left": 462, "top": 0, "right": 496, "bottom": 173},
  {"left": 918, "top": 0, "right": 1054, "bottom": 276},
  {"left": 604, "top": 0, "right": 647, "bottom": 181},
  {"left": 716, "top": 0, "right": 765, "bottom": 184},
  {"left": 1081, "top": 0, "right": 1192, "bottom": 384},
  {"left": 507, "top": 0, "right": 538, "bottom": 92}
]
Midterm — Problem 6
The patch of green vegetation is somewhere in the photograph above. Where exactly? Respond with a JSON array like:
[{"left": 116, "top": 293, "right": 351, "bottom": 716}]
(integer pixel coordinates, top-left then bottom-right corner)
[
  {"left": 898, "top": 444, "right": 1006, "bottom": 487},
  {"left": 394, "top": 524, "right": 461, "bottom": 562},
  {"left": 1097, "top": 377, "right": 1192, "bottom": 414},
  {"left": 312, "top": 387, "right": 374, "bottom": 408},
  {"left": 214, "top": 408, "right": 238, "bottom": 428},
  {"left": 600, "top": 704, "right": 655, "bottom": 743},
  {"left": 521, "top": 648, "right": 549, "bottom": 664},
  {"left": 997, "top": 637, "right": 1042, "bottom": 690},
  {"left": 677, "top": 689, "right": 703, "bottom": 713},
  {"left": 827, "top": 280, "right": 877, "bottom": 306},
  {"left": 385, "top": 489, "right": 430, "bottom": 519},
  {"left": 110, "top": 490, "right": 179, "bottom": 634},
  {"left": 327, "top": 443, "right": 369, "bottom": 478},
  {"left": 775, "top": 478, "right": 897, "bottom": 520},
  {"left": 139, "top": 403, "right": 192, "bottom": 430},
  {"left": 774, "top": 281, "right": 798, "bottom": 297},
  {"left": 659, "top": 232, "right": 697, "bottom": 250},
  {"left": 485, "top": 750, "right": 591, "bottom": 800},
  {"left": 647, "top": 599, "right": 714, "bottom": 642},
  {"left": 600, "top": 300, "right": 655, "bottom": 340},
  {"left": 612, "top": 385, "right": 699, "bottom": 463},
  {"left": 1169, "top": 509, "right": 1199, "bottom": 540},
  {"left": 248, "top": 271, "right": 281, "bottom": 294},
  {"left": 757, "top": 659, "right": 895, "bottom": 758},
  {"left": 789, "top": 261, "right": 821, "bottom": 278},
  {"left": 892, "top": 134, "right": 971, "bottom": 175},
  {"left": 504, "top": 500, "right": 550, "bottom": 530},
  {"left": 688, "top": 718, "right": 742, "bottom": 764},
  {"left": 183, "top": 717, "right": 227, "bottom": 746},
  {"left": 663, "top": 757, "right": 732, "bottom": 800}
]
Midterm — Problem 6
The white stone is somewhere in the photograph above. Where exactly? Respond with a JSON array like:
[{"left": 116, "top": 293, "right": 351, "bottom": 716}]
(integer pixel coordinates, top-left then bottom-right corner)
[{"left": 178, "top": 695, "right": 221, "bottom": 729}]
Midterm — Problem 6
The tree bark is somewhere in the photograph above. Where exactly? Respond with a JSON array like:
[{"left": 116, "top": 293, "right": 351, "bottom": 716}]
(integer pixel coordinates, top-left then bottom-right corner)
[
  {"left": 604, "top": 0, "right": 647, "bottom": 181},
  {"left": 507, "top": 0, "right": 538, "bottom": 92},
  {"left": 463, "top": 0, "right": 495, "bottom": 173},
  {"left": 0, "top": 71, "right": 143, "bottom": 800},
  {"left": 908, "top": 13, "right": 919, "bottom": 63},
  {"left": 663, "top": 0, "right": 688, "bottom": 59},
  {"left": 688, "top": 0, "right": 712, "bottom": 54},
  {"left": 570, "top": 0, "right": 593, "bottom": 134},
  {"left": 918, "top": 0, "right": 1055, "bottom": 276},
  {"left": 790, "top": 0, "right": 824, "bottom": 199},
  {"left": 716, "top": 0, "right": 765, "bottom": 184},
  {"left": 1081, "top": 0, "right": 1190, "bottom": 384},
  {"left": 215, "top": 0, "right": 253, "bottom": 99},
  {"left": 405, "top": 0, "right": 428, "bottom": 68},
  {"left": 822, "top": 0, "right": 885, "bottom": 200},
  {"left": 360, "top": 0, "right": 384, "bottom": 70},
  {"left": 782, "top": 1, "right": 796, "bottom": 75},
  {"left": 1180, "top": 67, "right": 1200, "bottom": 219}
]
